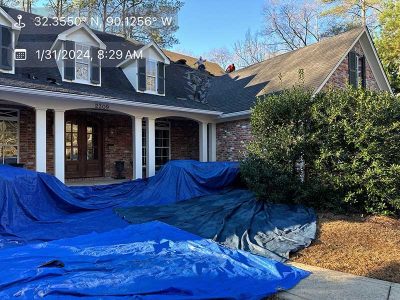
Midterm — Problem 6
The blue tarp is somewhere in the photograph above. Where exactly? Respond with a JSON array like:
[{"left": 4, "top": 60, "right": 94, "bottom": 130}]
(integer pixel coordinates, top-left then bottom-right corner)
[
  {"left": 0, "top": 161, "right": 313, "bottom": 298},
  {"left": 0, "top": 160, "right": 239, "bottom": 245},
  {"left": 117, "top": 189, "right": 317, "bottom": 262},
  {"left": 0, "top": 221, "right": 309, "bottom": 299}
]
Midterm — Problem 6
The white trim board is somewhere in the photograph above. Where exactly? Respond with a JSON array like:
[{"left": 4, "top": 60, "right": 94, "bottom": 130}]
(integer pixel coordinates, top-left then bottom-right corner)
[
  {"left": 0, "top": 84, "right": 223, "bottom": 116},
  {"left": 314, "top": 27, "right": 393, "bottom": 95}
]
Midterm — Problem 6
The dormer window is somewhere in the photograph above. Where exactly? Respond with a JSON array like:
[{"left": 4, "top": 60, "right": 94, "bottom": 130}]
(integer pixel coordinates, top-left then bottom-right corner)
[
  {"left": 75, "top": 43, "right": 90, "bottom": 82},
  {"left": 118, "top": 41, "right": 169, "bottom": 96},
  {"left": 51, "top": 23, "right": 105, "bottom": 86},
  {"left": 0, "top": 25, "right": 13, "bottom": 72},
  {"left": 146, "top": 59, "right": 157, "bottom": 92},
  {"left": 138, "top": 58, "right": 165, "bottom": 95},
  {"left": 63, "top": 41, "right": 100, "bottom": 86}
]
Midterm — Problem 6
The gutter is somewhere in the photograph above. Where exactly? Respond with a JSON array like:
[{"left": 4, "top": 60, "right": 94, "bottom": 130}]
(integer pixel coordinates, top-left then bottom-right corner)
[
  {"left": 217, "top": 110, "right": 251, "bottom": 122},
  {"left": 0, "top": 84, "right": 223, "bottom": 116}
]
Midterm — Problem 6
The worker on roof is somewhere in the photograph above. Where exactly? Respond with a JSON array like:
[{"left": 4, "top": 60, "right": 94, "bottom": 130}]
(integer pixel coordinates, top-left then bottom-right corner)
[
  {"left": 194, "top": 56, "right": 207, "bottom": 71},
  {"left": 226, "top": 63, "right": 236, "bottom": 73}
]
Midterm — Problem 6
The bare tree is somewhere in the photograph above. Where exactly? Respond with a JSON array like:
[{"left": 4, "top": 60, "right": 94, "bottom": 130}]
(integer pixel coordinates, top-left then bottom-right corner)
[
  {"left": 0, "top": 0, "right": 18, "bottom": 7},
  {"left": 47, "top": 0, "right": 74, "bottom": 17},
  {"left": 263, "top": 0, "right": 323, "bottom": 51},
  {"left": 233, "top": 30, "right": 271, "bottom": 67},
  {"left": 205, "top": 47, "right": 233, "bottom": 69},
  {"left": 21, "top": 0, "right": 33, "bottom": 12},
  {"left": 321, "top": 0, "right": 381, "bottom": 27}
]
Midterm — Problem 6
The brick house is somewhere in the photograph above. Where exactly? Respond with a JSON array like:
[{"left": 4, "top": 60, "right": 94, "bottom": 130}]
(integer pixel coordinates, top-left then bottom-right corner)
[{"left": 0, "top": 7, "right": 392, "bottom": 183}]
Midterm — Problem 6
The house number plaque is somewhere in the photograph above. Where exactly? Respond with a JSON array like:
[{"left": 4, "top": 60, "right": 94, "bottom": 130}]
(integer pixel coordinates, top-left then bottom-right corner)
[{"left": 95, "top": 103, "right": 110, "bottom": 110}]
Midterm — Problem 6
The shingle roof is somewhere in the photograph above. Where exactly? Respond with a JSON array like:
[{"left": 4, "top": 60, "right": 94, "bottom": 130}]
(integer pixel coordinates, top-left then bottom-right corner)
[
  {"left": 0, "top": 6, "right": 221, "bottom": 112},
  {"left": 0, "top": 6, "right": 364, "bottom": 115},
  {"left": 163, "top": 50, "right": 225, "bottom": 76},
  {"left": 206, "top": 27, "right": 365, "bottom": 113}
]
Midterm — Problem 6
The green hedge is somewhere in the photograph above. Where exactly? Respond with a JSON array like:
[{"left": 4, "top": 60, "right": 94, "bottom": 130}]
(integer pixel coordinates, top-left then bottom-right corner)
[{"left": 241, "top": 87, "right": 400, "bottom": 215}]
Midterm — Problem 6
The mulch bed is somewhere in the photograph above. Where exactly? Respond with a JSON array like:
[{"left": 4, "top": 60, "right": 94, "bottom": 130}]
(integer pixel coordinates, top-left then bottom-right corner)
[{"left": 291, "top": 213, "right": 400, "bottom": 283}]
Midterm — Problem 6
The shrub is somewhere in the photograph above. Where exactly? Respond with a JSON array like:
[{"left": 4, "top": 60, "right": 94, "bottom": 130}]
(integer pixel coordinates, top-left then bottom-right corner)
[
  {"left": 312, "top": 88, "right": 400, "bottom": 215},
  {"left": 242, "top": 86, "right": 400, "bottom": 215},
  {"left": 240, "top": 155, "right": 302, "bottom": 203},
  {"left": 241, "top": 87, "right": 323, "bottom": 205}
]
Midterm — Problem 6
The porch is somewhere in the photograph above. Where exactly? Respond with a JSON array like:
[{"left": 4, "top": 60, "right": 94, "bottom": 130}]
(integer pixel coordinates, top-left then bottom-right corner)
[{"left": 0, "top": 100, "right": 217, "bottom": 183}]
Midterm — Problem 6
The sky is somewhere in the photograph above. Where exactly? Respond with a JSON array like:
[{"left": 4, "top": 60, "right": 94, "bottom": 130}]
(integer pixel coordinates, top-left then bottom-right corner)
[{"left": 170, "top": 0, "right": 265, "bottom": 57}]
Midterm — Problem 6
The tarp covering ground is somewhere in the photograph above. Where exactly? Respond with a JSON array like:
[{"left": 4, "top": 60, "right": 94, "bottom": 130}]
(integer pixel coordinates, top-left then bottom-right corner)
[
  {"left": 0, "top": 160, "right": 315, "bottom": 298},
  {"left": 0, "top": 221, "right": 309, "bottom": 299},
  {"left": 0, "top": 160, "right": 239, "bottom": 245},
  {"left": 116, "top": 189, "right": 316, "bottom": 261}
]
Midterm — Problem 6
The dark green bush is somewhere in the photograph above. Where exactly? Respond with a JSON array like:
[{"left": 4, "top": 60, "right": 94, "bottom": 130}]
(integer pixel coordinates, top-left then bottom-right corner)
[
  {"left": 242, "top": 86, "right": 400, "bottom": 215},
  {"left": 312, "top": 88, "right": 400, "bottom": 215},
  {"left": 240, "top": 155, "right": 302, "bottom": 203}
]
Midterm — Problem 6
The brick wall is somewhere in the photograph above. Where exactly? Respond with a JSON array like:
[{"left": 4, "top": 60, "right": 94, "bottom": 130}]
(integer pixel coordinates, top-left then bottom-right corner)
[
  {"left": 19, "top": 107, "right": 36, "bottom": 170},
  {"left": 216, "top": 42, "right": 382, "bottom": 162},
  {"left": 216, "top": 119, "right": 252, "bottom": 161},
  {"left": 325, "top": 41, "right": 380, "bottom": 90},
  {"left": 170, "top": 119, "right": 199, "bottom": 160},
  {"left": 102, "top": 113, "right": 133, "bottom": 179},
  {"left": 15, "top": 108, "right": 199, "bottom": 178}
]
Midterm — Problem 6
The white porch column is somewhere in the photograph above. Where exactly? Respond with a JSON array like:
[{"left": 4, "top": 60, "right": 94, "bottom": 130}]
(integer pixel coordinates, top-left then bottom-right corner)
[
  {"left": 146, "top": 117, "right": 156, "bottom": 177},
  {"left": 199, "top": 121, "right": 208, "bottom": 162},
  {"left": 54, "top": 110, "right": 65, "bottom": 183},
  {"left": 132, "top": 116, "right": 143, "bottom": 179},
  {"left": 35, "top": 108, "right": 47, "bottom": 172},
  {"left": 208, "top": 123, "right": 217, "bottom": 162}
]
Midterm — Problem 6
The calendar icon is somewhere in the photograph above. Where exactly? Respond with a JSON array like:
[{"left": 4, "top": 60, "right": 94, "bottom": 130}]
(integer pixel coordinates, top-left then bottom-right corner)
[{"left": 15, "top": 49, "right": 27, "bottom": 60}]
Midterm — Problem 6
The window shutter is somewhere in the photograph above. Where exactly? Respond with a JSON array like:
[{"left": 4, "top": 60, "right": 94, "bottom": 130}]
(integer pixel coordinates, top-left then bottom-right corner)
[
  {"left": 138, "top": 58, "right": 146, "bottom": 91},
  {"left": 360, "top": 56, "right": 366, "bottom": 88},
  {"left": 64, "top": 40, "right": 75, "bottom": 80},
  {"left": 157, "top": 62, "right": 165, "bottom": 94},
  {"left": 348, "top": 52, "right": 357, "bottom": 88},
  {"left": 90, "top": 47, "right": 100, "bottom": 84},
  {"left": 0, "top": 26, "right": 13, "bottom": 70}
]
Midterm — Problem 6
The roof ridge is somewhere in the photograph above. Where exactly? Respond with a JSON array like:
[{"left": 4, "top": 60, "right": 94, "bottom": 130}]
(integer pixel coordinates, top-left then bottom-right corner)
[{"left": 163, "top": 49, "right": 222, "bottom": 66}]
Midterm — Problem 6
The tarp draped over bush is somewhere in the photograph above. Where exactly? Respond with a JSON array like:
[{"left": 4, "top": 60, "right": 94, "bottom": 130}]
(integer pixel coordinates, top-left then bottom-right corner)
[{"left": 242, "top": 87, "right": 400, "bottom": 215}]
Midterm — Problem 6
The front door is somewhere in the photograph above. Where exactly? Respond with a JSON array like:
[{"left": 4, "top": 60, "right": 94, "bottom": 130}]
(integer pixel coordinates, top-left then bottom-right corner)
[{"left": 65, "top": 115, "right": 103, "bottom": 178}]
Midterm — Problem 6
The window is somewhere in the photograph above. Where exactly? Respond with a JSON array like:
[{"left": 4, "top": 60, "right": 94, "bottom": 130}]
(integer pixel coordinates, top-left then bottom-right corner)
[
  {"left": 146, "top": 59, "right": 157, "bottom": 92},
  {"left": 142, "top": 120, "right": 170, "bottom": 174},
  {"left": 155, "top": 121, "right": 170, "bottom": 169},
  {"left": 0, "top": 25, "right": 13, "bottom": 71},
  {"left": 75, "top": 43, "right": 90, "bottom": 82},
  {"left": 0, "top": 109, "right": 18, "bottom": 165},
  {"left": 137, "top": 58, "right": 165, "bottom": 94},
  {"left": 349, "top": 52, "right": 366, "bottom": 89},
  {"left": 65, "top": 121, "right": 79, "bottom": 161},
  {"left": 86, "top": 124, "right": 98, "bottom": 160},
  {"left": 357, "top": 55, "right": 366, "bottom": 88}
]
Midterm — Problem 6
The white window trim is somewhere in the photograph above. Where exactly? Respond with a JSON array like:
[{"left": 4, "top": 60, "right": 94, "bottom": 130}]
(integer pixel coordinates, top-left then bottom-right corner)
[
  {"left": 142, "top": 120, "right": 171, "bottom": 171},
  {"left": 145, "top": 59, "right": 158, "bottom": 94},
  {"left": 74, "top": 43, "right": 91, "bottom": 85},
  {"left": 0, "top": 108, "right": 19, "bottom": 164},
  {"left": 154, "top": 120, "right": 171, "bottom": 170}
]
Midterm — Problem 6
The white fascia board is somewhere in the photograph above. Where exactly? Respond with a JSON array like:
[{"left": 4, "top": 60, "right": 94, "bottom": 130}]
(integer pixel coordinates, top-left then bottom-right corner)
[
  {"left": 0, "top": 7, "right": 20, "bottom": 31},
  {"left": 0, "top": 84, "right": 222, "bottom": 116},
  {"left": 362, "top": 29, "right": 393, "bottom": 94},
  {"left": 117, "top": 41, "right": 170, "bottom": 68},
  {"left": 217, "top": 110, "right": 251, "bottom": 122},
  {"left": 53, "top": 23, "right": 106, "bottom": 50}
]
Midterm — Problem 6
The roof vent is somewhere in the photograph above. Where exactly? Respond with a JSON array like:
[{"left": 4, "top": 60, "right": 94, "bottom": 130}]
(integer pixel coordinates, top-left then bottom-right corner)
[
  {"left": 47, "top": 77, "right": 61, "bottom": 85},
  {"left": 22, "top": 73, "right": 38, "bottom": 80},
  {"left": 176, "top": 59, "right": 187, "bottom": 65}
]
